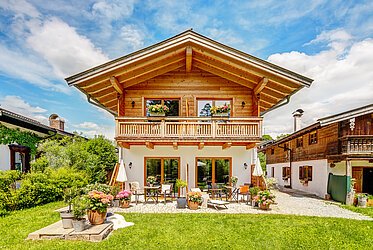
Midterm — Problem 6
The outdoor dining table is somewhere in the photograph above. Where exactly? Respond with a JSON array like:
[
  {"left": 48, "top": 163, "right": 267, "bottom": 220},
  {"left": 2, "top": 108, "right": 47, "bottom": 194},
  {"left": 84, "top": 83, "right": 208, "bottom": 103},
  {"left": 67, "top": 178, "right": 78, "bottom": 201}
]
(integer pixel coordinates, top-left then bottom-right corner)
[
  {"left": 225, "top": 185, "right": 239, "bottom": 202},
  {"left": 144, "top": 186, "right": 160, "bottom": 204},
  {"left": 208, "top": 188, "right": 223, "bottom": 200}
]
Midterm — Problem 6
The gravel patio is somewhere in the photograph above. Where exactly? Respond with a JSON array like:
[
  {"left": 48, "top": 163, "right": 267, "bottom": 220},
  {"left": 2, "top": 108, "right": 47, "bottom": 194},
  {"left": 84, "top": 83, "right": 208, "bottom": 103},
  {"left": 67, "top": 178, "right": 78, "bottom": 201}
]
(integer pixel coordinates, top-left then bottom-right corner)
[{"left": 111, "top": 189, "right": 372, "bottom": 221}]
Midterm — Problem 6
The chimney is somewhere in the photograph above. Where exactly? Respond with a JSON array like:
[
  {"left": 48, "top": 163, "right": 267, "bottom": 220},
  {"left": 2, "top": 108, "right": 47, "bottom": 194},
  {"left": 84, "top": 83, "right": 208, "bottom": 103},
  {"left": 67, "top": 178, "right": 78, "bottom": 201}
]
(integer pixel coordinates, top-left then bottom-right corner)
[
  {"left": 49, "top": 114, "right": 65, "bottom": 131},
  {"left": 292, "top": 109, "right": 304, "bottom": 132}
]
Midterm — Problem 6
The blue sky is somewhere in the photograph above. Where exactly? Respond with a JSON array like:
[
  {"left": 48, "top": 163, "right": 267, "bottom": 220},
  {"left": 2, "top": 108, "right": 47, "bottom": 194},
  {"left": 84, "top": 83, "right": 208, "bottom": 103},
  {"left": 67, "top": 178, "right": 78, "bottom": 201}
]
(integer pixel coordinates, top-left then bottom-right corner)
[{"left": 0, "top": 0, "right": 372, "bottom": 138}]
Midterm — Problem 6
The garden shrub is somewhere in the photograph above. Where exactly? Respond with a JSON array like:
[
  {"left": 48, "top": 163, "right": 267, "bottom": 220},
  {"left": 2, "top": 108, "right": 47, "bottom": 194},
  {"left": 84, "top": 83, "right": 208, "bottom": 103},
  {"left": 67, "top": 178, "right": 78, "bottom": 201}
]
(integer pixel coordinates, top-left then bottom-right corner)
[{"left": 30, "top": 156, "right": 49, "bottom": 173}]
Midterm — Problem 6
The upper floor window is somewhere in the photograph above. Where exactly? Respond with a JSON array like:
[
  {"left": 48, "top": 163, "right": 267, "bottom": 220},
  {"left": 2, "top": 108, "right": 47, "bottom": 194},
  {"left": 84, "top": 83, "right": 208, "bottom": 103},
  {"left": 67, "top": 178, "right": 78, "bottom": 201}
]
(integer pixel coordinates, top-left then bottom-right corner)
[
  {"left": 145, "top": 99, "right": 180, "bottom": 116},
  {"left": 197, "top": 99, "right": 232, "bottom": 117},
  {"left": 296, "top": 137, "right": 303, "bottom": 148},
  {"left": 299, "top": 165, "right": 312, "bottom": 182},
  {"left": 309, "top": 131, "right": 318, "bottom": 145},
  {"left": 270, "top": 148, "right": 275, "bottom": 155}
]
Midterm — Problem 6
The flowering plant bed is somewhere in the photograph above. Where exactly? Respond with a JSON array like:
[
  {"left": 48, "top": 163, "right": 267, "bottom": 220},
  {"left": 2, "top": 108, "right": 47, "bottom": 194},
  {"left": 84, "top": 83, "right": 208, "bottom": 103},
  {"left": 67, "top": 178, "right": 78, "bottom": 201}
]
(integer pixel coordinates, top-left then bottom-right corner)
[
  {"left": 116, "top": 190, "right": 132, "bottom": 201},
  {"left": 188, "top": 192, "right": 202, "bottom": 203},
  {"left": 87, "top": 190, "right": 114, "bottom": 213},
  {"left": 147, "top": 104, "right": 169, "bottom": 114},
  {"left": 253, "top": 190, "right": 275, "bottom": 209}
]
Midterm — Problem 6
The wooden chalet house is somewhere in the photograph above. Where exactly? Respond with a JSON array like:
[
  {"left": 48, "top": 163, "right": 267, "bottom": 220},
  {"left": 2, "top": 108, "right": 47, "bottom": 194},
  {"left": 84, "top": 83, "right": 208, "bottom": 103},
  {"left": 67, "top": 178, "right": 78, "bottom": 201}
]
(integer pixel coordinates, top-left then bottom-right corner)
[
  {"left": 261, "top": 104, "right": 373, "bottom": 202},
  {"left": 65, "top": 30, "right": 312, "bottom": 192}
]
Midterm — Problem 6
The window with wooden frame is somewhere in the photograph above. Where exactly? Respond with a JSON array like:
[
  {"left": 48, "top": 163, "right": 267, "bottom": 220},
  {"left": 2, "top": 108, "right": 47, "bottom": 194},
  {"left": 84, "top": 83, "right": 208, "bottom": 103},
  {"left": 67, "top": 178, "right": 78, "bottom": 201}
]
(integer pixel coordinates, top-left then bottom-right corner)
[
  {"left": 296, "top": 137, "right": 303, "bottom": 148},
  {"left": 299, "top": 166, "right": 312, "bottom": 182},
  {"left": 282, "top": 167, "right": 291, "bottom": 180},
  {"left": 309, "top": 131, "right": 318, "bottom": 145},
  {"left": 197, "top": 99, "right": 232, "bottom": 117},
  {"left": 145, "top": 98, "right": 180, "bottom": 116},
  {"left": 271, "top": 167, "right": 275, "bottom": 178},
  {"left": 270, "top": 148, "right": 275, "bottom": 155}
]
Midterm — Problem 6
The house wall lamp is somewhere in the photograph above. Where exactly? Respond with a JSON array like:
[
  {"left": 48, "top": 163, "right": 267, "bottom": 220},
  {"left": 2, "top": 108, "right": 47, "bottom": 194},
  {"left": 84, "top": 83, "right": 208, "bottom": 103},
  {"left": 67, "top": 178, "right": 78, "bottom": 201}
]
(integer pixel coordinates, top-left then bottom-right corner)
[
  {"left": 129, "top": 162, "right": 133, "bottom": 169},
  {"left": 241, "top": 101, "right": 246, "bottom": 108},
  {"left": 131, "top": 101, "right": 135, "bottom": 108},
  {"left": 244, "top": 162, "right": 248, "bottom": 170}
]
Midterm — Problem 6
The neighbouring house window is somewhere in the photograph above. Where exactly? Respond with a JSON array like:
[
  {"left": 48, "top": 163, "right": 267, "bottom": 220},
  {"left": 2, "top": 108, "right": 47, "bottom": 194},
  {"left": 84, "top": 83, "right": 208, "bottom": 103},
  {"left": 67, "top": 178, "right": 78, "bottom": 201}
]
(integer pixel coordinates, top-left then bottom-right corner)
[
  {"left": 8, "top": 144, "right": 30, "bottom": 173},
  {"left": 296, "top": 137, "right": 303, "bottom": 148},
  {"left": 282, "top": 167, "right": 291, "bottom": 180},
  {"left": 145, "top": 157, "right": 180, "bottom": 194},
  {"left": 271, "top": 167, "right": 275, "bottom": 178},
  {"left": 299, "top": 166, "right": 312, "bottom": 182},
  {"left": 145, "top": 99, "right": 180, "bottom": 116},
  {"left": 196, "top": 158, "right": 231, "bottom": 190},
  {"left": 283, "top": 143, "right": 288, "bottom": 152},
  {"left": 197, "top": 99, "right": 232, "bottom": 117},
  {"left": 270, "top": 148, "right": 274, "bottom": 155},
  {"left": 309, "top": 131, "right": 318, "bottom": 145}
]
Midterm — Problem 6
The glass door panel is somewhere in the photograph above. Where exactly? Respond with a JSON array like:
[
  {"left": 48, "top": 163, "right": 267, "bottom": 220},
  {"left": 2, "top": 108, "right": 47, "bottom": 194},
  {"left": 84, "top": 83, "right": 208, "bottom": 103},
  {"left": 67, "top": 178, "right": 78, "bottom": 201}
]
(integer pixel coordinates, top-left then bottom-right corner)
[
  {"left": 164, "top": 100, "right": 179, "bottom": 116},
  {"left": 197, "top": 159, "right": 212, "bottom": 190},
  {"left": 215, "top": 159, "right": 230, "bottom": 187},
  {"left": 164, "top": 159, "right": 179, "bottom": 194},
  {"left": 146, "top": 159, "right": 161, "bottom": 184}
]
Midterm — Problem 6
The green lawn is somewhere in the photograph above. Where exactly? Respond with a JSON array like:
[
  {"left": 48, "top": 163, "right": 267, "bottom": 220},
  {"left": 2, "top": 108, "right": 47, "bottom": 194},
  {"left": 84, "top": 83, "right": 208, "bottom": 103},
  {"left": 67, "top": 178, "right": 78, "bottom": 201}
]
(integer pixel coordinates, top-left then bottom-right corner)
[
  {"left": 341, "top": 205, "right": 373, "bottom": 218},
  {"left": 1, "top": 202, "right": 373, "bottom": 250}
]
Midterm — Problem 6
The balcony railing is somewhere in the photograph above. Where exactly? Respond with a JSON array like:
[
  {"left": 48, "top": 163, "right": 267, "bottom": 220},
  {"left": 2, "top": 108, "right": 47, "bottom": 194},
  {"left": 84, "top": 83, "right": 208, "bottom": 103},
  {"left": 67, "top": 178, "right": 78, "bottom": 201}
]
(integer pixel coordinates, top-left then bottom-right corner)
[
  {"left": 115, "top": 117, "right": 262, "bottom": 141},
  {"left": 341, "top": 136, "right": 373, "bottom": 155}
]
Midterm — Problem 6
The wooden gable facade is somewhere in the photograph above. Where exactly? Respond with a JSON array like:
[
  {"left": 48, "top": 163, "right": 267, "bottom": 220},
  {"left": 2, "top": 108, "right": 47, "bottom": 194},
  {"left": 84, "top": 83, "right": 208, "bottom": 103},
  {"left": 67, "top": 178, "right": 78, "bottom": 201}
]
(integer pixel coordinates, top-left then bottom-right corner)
[{"left": 66, "top": 30, "right": 313, "bottom": 149}]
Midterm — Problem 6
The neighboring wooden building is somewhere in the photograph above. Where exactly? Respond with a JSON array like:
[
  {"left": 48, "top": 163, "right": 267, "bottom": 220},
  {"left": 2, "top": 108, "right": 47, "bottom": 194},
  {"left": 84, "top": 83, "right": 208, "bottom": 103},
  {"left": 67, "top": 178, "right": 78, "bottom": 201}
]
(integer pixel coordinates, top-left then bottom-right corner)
[
  {"left": 66, "top": 30, "right": 313, "bottom": 192},
  {"left": 0, "top": 108, "right": 73, "bottom": 172},
  {"left": 261, "top": 104, "right": 373, "bottom": 199}
]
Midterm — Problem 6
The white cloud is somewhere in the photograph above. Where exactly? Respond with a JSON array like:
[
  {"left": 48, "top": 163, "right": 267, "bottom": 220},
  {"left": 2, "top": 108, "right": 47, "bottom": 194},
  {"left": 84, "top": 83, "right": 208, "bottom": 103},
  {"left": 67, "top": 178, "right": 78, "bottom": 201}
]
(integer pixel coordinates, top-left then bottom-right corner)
[
  {"left": 92, "top": 0, "right": 136, "bottom": 21},
  {"left": 26, "top": 17, "right": 109, "bottom": 77},
  {"left": 119, "top": 24, "right": 145, "bottom": 52},
  {"left": 0, "top": 0, "right": 40, "bottom": 18},
  {"left": 72, "top": 121, "right": 114, "bottom": 139},
  {"left": 0, "top": 95, "right": 49, "bottom": 124},
  {"left": 264, "top": 31, "right": 373, "bottom": 138}
]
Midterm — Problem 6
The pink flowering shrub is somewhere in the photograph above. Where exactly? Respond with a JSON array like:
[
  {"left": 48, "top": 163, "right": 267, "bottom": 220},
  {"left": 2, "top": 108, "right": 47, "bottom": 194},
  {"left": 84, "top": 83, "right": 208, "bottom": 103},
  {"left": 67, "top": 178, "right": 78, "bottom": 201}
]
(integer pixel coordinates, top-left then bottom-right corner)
[
  {"left": 116, "top": 190, "right": 132, "bottom": 201},
  {"left": 87, "top": 190, "right": 114, "bottom": 212},
  {"left": 253, "top": 190, "right": 275, "bottom": 206}
]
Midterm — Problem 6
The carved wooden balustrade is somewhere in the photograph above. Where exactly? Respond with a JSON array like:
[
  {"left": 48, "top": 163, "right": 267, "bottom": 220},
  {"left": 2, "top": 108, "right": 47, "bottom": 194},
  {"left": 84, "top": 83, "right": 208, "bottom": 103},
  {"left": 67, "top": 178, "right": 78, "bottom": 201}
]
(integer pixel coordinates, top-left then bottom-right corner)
[{"left": 341, "top": 135, "right": 373, "bottom": 155}]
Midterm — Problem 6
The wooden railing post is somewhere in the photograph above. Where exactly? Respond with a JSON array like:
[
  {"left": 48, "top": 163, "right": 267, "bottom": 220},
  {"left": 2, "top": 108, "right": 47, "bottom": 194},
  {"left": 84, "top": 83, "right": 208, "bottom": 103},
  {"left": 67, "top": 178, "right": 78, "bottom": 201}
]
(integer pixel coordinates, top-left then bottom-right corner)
[
  {"left": 212, "top": 121, "right": 216, "bottom": 138},
  {"left": 161, "top": 120, "right": 165, "bottom": 138}
]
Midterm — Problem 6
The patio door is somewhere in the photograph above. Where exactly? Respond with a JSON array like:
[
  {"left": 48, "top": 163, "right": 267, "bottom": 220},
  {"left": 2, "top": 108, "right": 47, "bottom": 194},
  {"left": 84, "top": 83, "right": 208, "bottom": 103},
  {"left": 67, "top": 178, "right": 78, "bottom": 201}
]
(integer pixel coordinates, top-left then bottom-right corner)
[
  {"left": 145, "top": 157, "right": 180, "bottom": 194},
  {"left": 196, "top": 158, "right": 231, "bottom": 189}
]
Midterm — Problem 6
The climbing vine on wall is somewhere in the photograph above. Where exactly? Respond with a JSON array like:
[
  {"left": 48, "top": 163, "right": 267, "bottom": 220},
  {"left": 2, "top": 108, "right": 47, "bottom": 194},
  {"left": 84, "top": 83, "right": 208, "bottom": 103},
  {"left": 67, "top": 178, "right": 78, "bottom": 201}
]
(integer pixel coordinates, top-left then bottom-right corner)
[{"left": 0, "top": 124, "right": 41, "bottom": 155}]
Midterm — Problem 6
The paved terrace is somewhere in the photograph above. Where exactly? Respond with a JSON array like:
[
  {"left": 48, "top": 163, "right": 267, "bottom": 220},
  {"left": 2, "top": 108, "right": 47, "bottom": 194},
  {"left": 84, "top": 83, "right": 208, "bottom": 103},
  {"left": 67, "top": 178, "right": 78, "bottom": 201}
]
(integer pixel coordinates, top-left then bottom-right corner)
[{"left": 111, "top": 190, "right": 372, "bottom": 221}]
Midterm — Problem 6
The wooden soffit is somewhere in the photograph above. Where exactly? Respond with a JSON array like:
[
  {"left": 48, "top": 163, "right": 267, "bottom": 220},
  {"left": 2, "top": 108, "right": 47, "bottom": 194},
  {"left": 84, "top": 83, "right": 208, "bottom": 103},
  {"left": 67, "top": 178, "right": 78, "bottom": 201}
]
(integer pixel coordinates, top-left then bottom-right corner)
[{"left": 65, "top": 30, "right": 313, "bottom": 115}]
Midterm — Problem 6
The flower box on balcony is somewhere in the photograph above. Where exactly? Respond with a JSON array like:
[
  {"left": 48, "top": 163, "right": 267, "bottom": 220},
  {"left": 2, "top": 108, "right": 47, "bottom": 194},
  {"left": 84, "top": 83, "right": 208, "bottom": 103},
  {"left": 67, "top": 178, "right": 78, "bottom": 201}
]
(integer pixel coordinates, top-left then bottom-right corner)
[
  {"left": 149, "top": 112, "right": 165, "bottom": 117},
  {"left": 212, "top": 113, "right": 229, "bottom": 117}
]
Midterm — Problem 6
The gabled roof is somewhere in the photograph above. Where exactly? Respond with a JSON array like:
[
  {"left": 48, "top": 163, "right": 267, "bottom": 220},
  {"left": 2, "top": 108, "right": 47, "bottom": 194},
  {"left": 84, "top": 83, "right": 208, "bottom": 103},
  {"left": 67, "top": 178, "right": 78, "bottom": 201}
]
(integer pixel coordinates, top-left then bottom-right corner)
[
  {"left": 261, "top": 103, "right": 373, "bottom": 149},
  {"left": 0, "top": 108, "right": 75, "bottom": 137},
  {"left": 65, "top": 30, "right": 313, "bottom": 116}
]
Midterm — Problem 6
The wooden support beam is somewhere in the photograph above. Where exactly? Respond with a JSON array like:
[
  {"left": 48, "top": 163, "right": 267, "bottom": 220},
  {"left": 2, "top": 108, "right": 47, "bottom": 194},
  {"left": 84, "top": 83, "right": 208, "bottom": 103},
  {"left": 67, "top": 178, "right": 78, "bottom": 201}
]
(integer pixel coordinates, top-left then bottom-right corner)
[
  {"left": 146, "top": 141, "right": 154, "bottom": 150},
  {"left": 117, "top": 93, "right": 125, "bottom": 116},
  {"left": 254, "top": 77, "right": 268, "bottom": 95},
  {"left": 222, "top": 142, "right": 232, "bottom": 150},
  {"left": 110, "top": 76, "right": 123, "bottom": 94},
  {"left": 119, "top": 142, "right": 130, "bottom": 149},
  {"left": 246, "top": 143, "right": 257, "bottom": 150},
  {"left": 173, "top": 141, "right": 178, "bottom": 150},
  {"left": 198, "top": 142, "right": 204, "bottom": 150},
  {"left": 252, "top": 93, "right": 260, "bottom": 117},
  {"left": 186, "top": 46, "right": 193, "bottom": 72}
]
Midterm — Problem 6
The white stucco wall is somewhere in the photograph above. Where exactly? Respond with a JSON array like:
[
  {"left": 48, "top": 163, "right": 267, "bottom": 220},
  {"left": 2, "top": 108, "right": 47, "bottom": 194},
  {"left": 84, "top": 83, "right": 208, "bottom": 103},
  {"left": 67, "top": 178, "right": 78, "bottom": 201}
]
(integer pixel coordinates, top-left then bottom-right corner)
[
  {"left": 0, "top": 145, "right": 10, "bottom": 171},
  {"left": 267, "top": 159, "right": 329, "bottom": 198},
  {"left": 121, "top": 145, "right": 254, "bottom": 189}
]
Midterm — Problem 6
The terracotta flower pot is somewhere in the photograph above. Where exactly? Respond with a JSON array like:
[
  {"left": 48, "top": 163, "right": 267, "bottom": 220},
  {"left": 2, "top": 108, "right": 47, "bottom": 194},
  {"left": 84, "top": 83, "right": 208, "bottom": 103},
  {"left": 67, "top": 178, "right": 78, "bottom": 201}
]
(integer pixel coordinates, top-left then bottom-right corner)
[
  {"left": 87, "top": 209, "right": 107, "bottom": 225},
  {"left": 120, "top": 200, "right": 130, "bottom": 208},
  {"left": 189, "top": 201, "right": 199, "bottom": 210},
  {"left": 259, "top": 203, "right": 270, "bottom": 210}
]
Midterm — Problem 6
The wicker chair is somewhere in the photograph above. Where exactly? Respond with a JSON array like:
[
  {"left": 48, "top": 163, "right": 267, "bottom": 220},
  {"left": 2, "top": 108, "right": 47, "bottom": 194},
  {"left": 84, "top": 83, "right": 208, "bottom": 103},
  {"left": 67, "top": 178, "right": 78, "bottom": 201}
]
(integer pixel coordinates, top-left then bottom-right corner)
[{"left": 129, "top": 181, "right": 145, "bottom": 205}]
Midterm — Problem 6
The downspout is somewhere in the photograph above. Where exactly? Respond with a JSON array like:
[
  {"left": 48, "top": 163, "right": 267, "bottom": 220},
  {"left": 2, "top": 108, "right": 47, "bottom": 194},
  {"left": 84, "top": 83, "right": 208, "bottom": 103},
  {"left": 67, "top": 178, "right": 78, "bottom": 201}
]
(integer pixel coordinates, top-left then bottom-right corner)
[{"left": 278, "top": 143, "right": 292, "bottom": 189}]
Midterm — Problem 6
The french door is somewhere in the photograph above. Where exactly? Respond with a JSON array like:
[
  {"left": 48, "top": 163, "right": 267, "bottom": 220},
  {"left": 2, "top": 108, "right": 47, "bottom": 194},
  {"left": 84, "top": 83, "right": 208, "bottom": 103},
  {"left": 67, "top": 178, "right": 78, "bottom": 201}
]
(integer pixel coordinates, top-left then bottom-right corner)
[
  {"left": 145, "top": 157, "right": 180, "bottom": 193},
  {"left": 195, "top": 157, "right": 231, "bottom": 189}
]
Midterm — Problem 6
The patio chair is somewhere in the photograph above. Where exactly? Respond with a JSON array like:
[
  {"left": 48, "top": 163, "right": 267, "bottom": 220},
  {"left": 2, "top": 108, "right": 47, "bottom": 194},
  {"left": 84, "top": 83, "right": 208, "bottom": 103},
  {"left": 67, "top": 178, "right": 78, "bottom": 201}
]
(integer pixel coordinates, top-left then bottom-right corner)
[
  {"left": 129, "top": 181, "right": 145, "bottom": 205},
  {"left": 238, "top": 185, "right": 249, "bottom": 203},
  {"left": 161, "top": 183, "right": 173, "bottom": 205},
  {"left": 208, "top": 183, "right": 222, "bottom": 200}
]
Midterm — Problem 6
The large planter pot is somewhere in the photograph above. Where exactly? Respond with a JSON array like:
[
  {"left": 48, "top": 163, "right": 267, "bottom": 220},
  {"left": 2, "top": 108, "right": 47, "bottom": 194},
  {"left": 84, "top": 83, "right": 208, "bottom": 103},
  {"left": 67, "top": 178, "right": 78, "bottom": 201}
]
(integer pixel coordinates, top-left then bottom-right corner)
[
  {"left": 120, "top": 200, "right": 130, "bottom": 208},
  {"left": 358, "top": 197, "right": 367, "bottom": 208},
  {"left": 189, "top": 201, "right": 199, "bottom": 210},
  {"left": 176, "top": 197, "right": 187, "bottom": 208},
  {"left": 367, "top": 199, "right": 373, "bottom": 207},
  {"left": 72, "top": 219, "right": 86, "bottom": 232},
  {"left": 259, "top": 203, "right": 270, "bottom": 210},
  {"left": 60, "top": 212, "right": 74, "bottom": 229},
  {"left": 149, "top": 112, "right": 165, "bottom": 117},
  {"left": 87, "top": 210, "right": 107, "bottom": 225}
]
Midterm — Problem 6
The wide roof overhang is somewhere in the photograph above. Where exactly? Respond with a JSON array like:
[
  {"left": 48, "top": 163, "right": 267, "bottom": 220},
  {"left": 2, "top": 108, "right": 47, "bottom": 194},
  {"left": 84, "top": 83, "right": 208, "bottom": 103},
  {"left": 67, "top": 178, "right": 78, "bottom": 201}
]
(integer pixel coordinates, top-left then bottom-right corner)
[{"left": 65, "top": 30, "right": 313, "bottom": 116}]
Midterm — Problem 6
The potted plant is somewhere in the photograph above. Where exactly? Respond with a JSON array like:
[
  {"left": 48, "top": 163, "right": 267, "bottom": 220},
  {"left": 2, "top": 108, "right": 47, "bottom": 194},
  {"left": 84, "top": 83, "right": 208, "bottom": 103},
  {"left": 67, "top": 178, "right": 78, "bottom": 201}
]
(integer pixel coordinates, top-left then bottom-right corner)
[
  {"left": 111, "top": 185, "right": 121, "bottom": 207},
  {"left": 116, "top": 190, "right": 132, "bottom": 208},
  {"left": 265, "top": 177, "right": 278, "bottom": 190},
  {"left": 231, "top": 176, "right": 238, "bottom": 187},
  {"left": 175, "top": 179, "right": 188, "bottom": 208},
  {"left": 72, "top": 197, "right": 87, "bottom": 232},
  {"left": 210, "top": 104, "right": 230, "bottom": 117},
  {"left": 86, "top": 190, "right": 114, "bottom": 225},
  {"left": 253, "top": 190, "right": 275, "bottom": 210},
  {"left": 60, "top": 187, "right": 79, "bottom": 229},
  {"left": 367, "top": 195, "right": 373, "bottom": 207},
  {"left": 357, "top": 193, "right": 368, "bottom": 208},
  {"left": 249, "top": 186, "right": 260, "bottom": 205},
  {"left": 187, "top": 191, "right": 202, "bottom": 210},
  {"left": 147, "top": 104, "right": 169, "bottom": 116},
  {"left": 147, "top": 176, "right": 157, "bottom": 187}
]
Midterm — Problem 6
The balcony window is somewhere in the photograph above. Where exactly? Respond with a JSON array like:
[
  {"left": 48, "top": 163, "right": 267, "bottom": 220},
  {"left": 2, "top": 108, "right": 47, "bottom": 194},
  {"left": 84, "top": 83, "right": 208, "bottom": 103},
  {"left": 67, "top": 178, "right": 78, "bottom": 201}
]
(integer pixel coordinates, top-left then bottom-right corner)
[
  {"left": 197, "top": 99, "right": 232, "bottom": 117},
  {"left": 145, "top": 99, "right": 180, "bottom": 116}
]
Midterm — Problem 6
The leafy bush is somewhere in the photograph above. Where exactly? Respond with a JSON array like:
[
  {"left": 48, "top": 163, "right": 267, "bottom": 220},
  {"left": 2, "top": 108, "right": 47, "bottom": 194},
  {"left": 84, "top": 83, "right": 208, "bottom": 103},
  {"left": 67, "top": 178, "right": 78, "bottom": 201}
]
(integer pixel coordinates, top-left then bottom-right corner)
[
  {"left": 30, "top": 156, "right": 49, "bottom": 173},
  {"left": 0, "top": 170, "right": 21, "bottom": 192}
]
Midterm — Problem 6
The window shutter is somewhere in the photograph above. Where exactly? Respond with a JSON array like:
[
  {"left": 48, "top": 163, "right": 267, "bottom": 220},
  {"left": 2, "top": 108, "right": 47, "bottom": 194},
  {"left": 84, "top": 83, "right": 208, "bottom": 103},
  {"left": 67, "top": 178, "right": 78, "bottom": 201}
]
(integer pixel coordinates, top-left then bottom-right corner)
[
  {"left": 299, "top": 166, "right": 303, "bottom": 179},
  {"left": 308, "top": 166, "right": 313, "bottom": 181},
  {"left": 282, "top": 167, "right": 286, "bottom": 178},
  {"left": 287, "top": 167, "right": 290, "bottom": 177}
]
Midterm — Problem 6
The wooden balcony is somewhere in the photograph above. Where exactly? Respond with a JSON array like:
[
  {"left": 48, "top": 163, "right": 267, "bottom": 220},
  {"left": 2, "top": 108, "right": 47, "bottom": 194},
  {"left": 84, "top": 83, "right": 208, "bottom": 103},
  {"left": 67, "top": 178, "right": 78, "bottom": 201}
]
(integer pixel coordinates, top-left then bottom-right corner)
[
  {"left": 115, "top": 117, "right": 262, "bottom": 148},
  {"left": 341, "top": 136, "right": 373, "bottom": 156}
]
